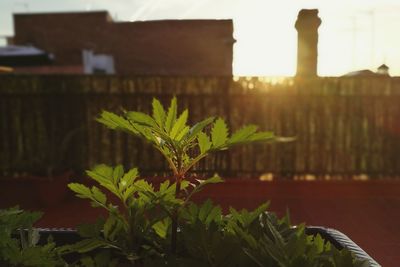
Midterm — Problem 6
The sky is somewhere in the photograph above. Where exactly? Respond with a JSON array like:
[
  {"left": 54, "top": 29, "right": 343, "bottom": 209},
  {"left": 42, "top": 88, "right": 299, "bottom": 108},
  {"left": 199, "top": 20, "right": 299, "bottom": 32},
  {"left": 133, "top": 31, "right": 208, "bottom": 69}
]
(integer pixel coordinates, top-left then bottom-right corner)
[{"left": 1, "top": 0, "right": 400, "bottom": 76}]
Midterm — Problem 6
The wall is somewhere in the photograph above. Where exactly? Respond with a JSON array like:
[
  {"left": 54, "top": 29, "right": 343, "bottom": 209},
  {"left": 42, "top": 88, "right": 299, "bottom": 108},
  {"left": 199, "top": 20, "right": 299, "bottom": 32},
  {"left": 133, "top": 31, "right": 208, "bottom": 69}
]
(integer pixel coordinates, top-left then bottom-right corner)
[{"left": 13, "top": 11, "right": 234, "bottom": 75}]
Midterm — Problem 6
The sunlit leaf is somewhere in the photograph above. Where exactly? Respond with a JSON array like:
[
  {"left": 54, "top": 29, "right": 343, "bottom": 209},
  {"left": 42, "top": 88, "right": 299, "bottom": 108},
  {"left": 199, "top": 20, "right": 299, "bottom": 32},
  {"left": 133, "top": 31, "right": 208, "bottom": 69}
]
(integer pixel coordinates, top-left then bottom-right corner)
[
  {"left": 211, "top": 118, "right": 228, "bottom": 148},
  {"left": 185, "top": 117, "right": 215, "bottom": 142},
  {"left": 68, "top": 183, "right": 92, "bottom": 199},
  {"left": 170, "top": 109, "right": 188, "bottom": 139},
  {"left": 126, "top": 111, "right": 157, "bottom": 128},
  {"left": 92, "top": 186, "right": 107, "bottom": 205},
  {"left": 228, "top": 125, "right": 258, "bottom": 144},
  {"left": 165, "top": 97, "right": 177, "bottom": 133},
  {"left": 152, "top": 98, "right": 166, "bottom": 128},
  {"left": 197, "top": 132, "right": 211, "bottom": 154},
  {"left": 112, "top": 165, "right": 124, "bottom": 185}
]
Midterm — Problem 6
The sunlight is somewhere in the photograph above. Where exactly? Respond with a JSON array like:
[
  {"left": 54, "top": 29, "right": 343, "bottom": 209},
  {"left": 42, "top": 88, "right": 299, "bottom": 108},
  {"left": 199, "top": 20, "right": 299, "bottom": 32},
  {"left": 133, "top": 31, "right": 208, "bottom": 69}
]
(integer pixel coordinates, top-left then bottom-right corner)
[
  {"left": 232, "top": 3, "right": 298, "bottom": 76},
  {"left": 231, "top": 0, "right": 400, "bottom": 76}
]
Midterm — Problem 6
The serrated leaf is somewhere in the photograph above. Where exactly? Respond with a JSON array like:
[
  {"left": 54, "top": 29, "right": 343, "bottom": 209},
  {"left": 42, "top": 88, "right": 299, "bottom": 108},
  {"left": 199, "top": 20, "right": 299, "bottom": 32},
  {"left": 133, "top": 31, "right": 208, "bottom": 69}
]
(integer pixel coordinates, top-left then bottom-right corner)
[
  {"left": 120, "top": 168, "right": 138, "bottom": 190},
  {"left": 188, "top": 175, "right": 224, "bottom": 200},
  {"left": 197, "top": 132, "right": 211, "bottom": 154},
  {"left": 88, "top": 164, "right": 113, "bottom": 185},
  {"left": 170, "top": 109, "right": 188, "bottom": 139},
  {"left": 133, "top": 180, "right": 155, "bottom": 194},
  {"left": 112, "top": 165, "right": 124, "bottom": 184},
  {"left": 132, "top": 123, "right": 157, "bottom": 143},
  {"left": 91, "top": 186, "right": 107, "bottom": 205},
  {"left": 249, "top": 131, "right": 275, "bottom": 142},
  {"left": 211, "top": 118, "right": 228, "bottom": 148},
  {"left": 159, "top": 180, "right": 170, "bottom": 193},
  {"left": 228, "top": 125, "right": 258, "bottom": 144},
  {"left": 97, "top": 111, "right": 138, "bottom": 134},
  {"left": 68, "top": 183, "right": 92, "bottom": 199},
  {"left": 86, "top": 165, "right": 120, "bottom": 197},
  {"left": 152, "top": 98, "right": 166, "bottom": 128},
  {"left": 123, "top": 186, "right": 138, "bottom": 203},
  {"left": 126, "top": 111, "right": 157, "bottom": 128},
  {"left": 165, "top": 97, "right": 177, "bottom": 133},
  {"left": 103, "top": 216, "right": 116, "bottom": 240},
  {"left": 152, "top": 219, "right": 170, "bottom": 239},
  {"left": 185, "top": 117, "right": 215, "bottom": 141},
  {"left": 175, "top": 126, "right": 190, "bottom": 141}
]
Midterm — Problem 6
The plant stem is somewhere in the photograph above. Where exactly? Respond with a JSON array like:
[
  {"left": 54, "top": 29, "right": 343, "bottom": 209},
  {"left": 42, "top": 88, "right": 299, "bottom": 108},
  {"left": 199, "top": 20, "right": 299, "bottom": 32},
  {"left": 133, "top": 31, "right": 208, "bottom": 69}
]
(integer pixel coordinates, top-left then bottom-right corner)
[{"left": 171, "top": 173, "right": 183, "bottom": 254}]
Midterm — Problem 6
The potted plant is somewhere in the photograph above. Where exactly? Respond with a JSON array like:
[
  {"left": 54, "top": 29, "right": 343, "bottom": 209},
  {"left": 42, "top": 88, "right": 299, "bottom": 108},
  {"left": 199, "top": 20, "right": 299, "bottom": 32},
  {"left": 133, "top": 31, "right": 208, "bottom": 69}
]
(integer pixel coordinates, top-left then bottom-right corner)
[{"left": 57, "top": 97, "right": 371, "bottom": 266}]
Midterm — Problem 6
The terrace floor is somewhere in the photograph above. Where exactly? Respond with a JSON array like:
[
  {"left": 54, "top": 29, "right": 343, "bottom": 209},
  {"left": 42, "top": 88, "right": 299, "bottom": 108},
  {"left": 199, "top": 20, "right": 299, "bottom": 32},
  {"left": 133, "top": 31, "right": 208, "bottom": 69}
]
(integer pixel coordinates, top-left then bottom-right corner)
[{"left": 6, "top": 180, "right": 400, "bottom": 267}]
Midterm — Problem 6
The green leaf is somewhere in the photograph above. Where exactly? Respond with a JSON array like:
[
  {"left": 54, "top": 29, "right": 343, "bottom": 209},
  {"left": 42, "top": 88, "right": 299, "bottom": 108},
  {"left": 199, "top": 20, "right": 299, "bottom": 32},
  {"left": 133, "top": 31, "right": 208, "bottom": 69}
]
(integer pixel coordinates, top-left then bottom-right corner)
[
  {"left": 175, "top": 126, "right": 190, "bottom": 141},
  {"left": 249, "top": 131, "right": 275, "bottom": 142},
  {"left": 314, "top": 234, "right": 325, "bottom": 254},
  {"left": 187, "top": 174, "right": 224, "bottom": 200},
  {"left": 186, "top": 117, "right": 215, "bottom": 140},
  {"left": 211, "top": 118, "right": 229, "bottom": 148},
  {"left": 134, "top": 180, "right": 155, "bottom": 194},
  {"left": 197, "top": 132, "right": 211, "bottom": 154},
  {"left": 123, "top": 186, "right": 138, "bottom": 203},
  {"left": 96, "top": 111, "right": 138, "bottom": 134},
  {"left": 86, "top": 165, "right": 120, "bottom": 197},
  {"left": 112, "top": 165, "right": 124, "bottom": 184},
  {"left": 228, "top": 125, "right": 258, "bottom": 144},
  {"left": 159, "top": 180, "right": 171, "bottom": 193},
  {"left": 91, "top": 186, "right": 107, "bottom": 205},
  {"left": 89, "top": 165, "right": 113, "bottom": 184},
  {"left": 120, "top": 167, "right": 138, "bottom": 190},
  {"left": 152, "top": 98, "right": 166, "bottom": 128},
  {"left": 152, "top": 219, "right": 170, "bottom": 239},
  {"left": 103, "top": 215, "right": 118, "bottom": 240},
  {"left": 126, "top": 111, "right": 157, "bottom": 128},
  {"left": 170, "top": 109, "right": 188, "bottom": 139},
  {"left": 165, "top": 97, "right": 177, "bottom": 133},
  {"left": 68, "top": 183, "right": 92, "bottom": 199}
]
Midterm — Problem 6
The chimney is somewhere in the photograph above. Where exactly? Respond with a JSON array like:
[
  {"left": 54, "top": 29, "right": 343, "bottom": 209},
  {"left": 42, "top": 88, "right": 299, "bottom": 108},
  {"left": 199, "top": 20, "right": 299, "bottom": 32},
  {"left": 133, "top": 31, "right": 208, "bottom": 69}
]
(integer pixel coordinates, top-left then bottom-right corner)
[{"left": 295, "top": 9, "right": 321, "bottom": 77}]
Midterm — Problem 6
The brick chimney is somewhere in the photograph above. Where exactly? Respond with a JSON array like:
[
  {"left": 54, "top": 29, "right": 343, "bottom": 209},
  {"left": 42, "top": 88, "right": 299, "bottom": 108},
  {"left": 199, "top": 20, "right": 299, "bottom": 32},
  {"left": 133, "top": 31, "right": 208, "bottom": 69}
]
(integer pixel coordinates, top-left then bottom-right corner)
[{"left": 295, "top": 9, "right": 321, "bottom": 77}]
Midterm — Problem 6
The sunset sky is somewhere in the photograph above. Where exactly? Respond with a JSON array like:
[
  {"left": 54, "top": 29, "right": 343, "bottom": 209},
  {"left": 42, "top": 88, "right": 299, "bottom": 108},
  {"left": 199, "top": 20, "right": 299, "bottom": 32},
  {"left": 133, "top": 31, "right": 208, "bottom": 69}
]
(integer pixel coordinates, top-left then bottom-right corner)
[{"left": 1, "top": 0, "right": 400, "bottom": 76}]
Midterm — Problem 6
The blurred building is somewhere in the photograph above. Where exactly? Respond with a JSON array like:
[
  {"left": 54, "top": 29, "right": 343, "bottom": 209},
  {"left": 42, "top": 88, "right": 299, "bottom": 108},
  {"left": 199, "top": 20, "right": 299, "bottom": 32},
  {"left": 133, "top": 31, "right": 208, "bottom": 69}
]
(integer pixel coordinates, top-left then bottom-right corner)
[
  {"left": 4, "top": 11, "right": 234, "bottom": 75},
  {"left": 343, "top": 64, "right": 390, "bottom": 77}
]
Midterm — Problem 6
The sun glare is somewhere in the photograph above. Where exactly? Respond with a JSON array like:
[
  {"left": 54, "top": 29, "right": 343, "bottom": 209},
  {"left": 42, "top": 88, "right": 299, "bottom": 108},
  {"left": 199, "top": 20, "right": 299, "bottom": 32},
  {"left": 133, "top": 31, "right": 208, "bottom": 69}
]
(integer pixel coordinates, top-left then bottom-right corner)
[
  {"left": 232, "top": 4, "right": 298, "bottom": 77},
  {"left": 231, "top": 1, "right": 400, "bottom": 77}
]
